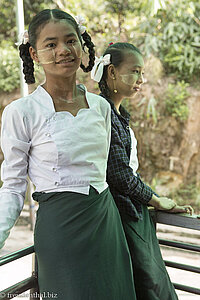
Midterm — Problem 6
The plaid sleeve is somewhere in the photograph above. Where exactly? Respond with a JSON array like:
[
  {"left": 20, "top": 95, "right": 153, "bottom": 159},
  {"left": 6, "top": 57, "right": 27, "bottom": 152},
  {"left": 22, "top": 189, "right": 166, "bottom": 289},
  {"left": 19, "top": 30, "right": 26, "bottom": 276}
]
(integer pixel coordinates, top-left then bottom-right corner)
[{"left": 107, "top": 125, "right": 153, "bottom": 205}]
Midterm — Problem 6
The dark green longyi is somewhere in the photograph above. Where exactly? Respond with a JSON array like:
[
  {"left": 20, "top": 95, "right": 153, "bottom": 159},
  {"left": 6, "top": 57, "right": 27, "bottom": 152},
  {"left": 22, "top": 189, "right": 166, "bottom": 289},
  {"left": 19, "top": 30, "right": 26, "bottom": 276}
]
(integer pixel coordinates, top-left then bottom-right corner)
[{"left": 33, "top": 187, "right": 136, "bottom": 300}]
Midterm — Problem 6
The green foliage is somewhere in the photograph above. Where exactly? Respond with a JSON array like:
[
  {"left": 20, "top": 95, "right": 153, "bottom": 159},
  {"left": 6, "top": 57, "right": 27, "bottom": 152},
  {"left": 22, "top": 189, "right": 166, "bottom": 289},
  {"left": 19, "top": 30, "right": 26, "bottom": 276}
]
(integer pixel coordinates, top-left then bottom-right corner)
[
  {"left": 105, "top": 0, "right": 132, "bottom": 14},
  {"left": 160, "top": 1, "right": 200, "bottom": 80},
  {"left": 0, "top": 0, "right": 199, "bottom": 89},
  {"left": 168, "top": 183, "right": 200, "bottom": 212},
  {"left": 0, "top": 0, "right": 57, "bottom": 45},
  {"left": 0, "top": 43, "right": 20, "bottom": 93},
  {"left": 136, "top": 0, "right": 166, "bottom": 17},
  {"left": 135, "top": 0, "right": 200, "bottom": 82},
  {"left": 104, "top": 0, "right": 133, "bottom": 33},
  {"left": 164, "top": 80, "right": 189, "bottom": 122}
]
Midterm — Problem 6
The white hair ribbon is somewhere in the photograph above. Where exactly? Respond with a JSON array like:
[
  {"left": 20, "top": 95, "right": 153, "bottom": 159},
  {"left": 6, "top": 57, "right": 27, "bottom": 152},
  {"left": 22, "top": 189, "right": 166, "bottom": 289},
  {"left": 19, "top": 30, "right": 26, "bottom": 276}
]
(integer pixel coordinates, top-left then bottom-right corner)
[
  {"left": 91, "top": 54, "right": 111, "bottom": 82},
  {"left": 15, "top": 30, "right": 29, "bottom": 46},
  {"left": 75, "top": 15, "right": 86, "bottom": 35}
]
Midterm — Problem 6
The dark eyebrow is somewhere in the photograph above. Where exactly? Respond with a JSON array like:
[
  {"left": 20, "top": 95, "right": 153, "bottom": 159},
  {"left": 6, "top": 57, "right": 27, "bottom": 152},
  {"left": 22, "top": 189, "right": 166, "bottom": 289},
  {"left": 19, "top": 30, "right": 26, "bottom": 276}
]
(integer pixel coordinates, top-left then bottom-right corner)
[
  {"left": 131, "top": 65, "right": 143, "bottom": 68},
  {"left": 42, "top": 33, "right": 77, "bottom": 43}
]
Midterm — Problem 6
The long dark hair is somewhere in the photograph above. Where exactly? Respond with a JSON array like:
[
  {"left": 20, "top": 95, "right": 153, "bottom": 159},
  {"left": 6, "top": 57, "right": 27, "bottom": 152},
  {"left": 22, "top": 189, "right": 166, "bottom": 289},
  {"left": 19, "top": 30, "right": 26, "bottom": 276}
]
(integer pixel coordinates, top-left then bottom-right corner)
[
  {"left": 99, "top": 42, "right": 142, "bottom": 98},
  {"left": 19, "top": 9, "right": 95, "bottom": 84}
]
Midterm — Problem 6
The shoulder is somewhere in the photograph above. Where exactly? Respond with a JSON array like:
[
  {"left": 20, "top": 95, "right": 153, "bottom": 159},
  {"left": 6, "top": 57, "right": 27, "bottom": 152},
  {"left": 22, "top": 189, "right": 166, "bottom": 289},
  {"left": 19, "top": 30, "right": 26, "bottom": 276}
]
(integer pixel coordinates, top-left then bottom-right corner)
[
  {"left": 2, "top": 96, "right": 30, "bottom": 121},
  {"left": 89, "top": 93, "right": 111, "bottom": 120},
  {"left": 3, "top": 88, "right": 38, "bottom": 112},
  {"left": 90, "top": 93, "right": 110, "bottom": 109},
  {"left": 2, "top": 87, "right": 41, "bottom": 119}
]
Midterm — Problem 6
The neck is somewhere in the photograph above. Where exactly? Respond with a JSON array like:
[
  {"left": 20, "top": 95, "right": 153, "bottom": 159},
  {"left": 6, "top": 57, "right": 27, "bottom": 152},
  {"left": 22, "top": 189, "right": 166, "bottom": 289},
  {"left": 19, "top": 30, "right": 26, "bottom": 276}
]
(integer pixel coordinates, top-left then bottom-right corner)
[
  {"left": 108, "top": 91, "right": 123, "bottom": 114},
  {"left": 43, "top": 74, "right": 78, "bottom": 101},
  {"left": 106, "top": 80, "right": 123, "bottom": 113}
]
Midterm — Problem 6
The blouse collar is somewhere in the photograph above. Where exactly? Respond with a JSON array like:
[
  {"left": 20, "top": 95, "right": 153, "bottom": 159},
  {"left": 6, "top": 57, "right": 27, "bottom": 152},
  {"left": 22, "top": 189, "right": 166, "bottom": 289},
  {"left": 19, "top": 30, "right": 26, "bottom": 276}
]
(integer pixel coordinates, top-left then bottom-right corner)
[{"left": 33, "top": 84, "right": 92, "bottom": 112}]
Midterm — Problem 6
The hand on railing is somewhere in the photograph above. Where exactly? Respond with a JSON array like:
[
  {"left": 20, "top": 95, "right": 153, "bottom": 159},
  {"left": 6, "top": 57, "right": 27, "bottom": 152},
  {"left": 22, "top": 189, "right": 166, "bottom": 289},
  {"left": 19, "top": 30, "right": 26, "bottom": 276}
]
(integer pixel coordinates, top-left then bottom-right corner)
[
  {"left": 149, "top": 195, "right": 176, "bottom": 210},
  {"left": 166, "top": 204, "right": 194, "bottom": 215},
  {"left": 149, "top": 195, "right": 194, "bottom": 215}
]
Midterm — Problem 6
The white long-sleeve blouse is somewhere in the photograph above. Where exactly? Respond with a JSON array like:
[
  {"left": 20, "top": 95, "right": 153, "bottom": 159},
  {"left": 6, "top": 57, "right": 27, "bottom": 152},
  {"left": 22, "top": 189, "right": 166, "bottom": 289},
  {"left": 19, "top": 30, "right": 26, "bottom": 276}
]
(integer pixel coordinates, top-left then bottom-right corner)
[{"left": 0, "top": 85, "right": 111, "bottom": 248}]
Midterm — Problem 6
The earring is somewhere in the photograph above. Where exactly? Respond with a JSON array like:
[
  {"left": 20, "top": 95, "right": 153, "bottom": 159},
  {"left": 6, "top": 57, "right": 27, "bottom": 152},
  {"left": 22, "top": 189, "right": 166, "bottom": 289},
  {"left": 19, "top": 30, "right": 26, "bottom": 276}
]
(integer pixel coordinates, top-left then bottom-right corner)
[{"left": 113, "top": 77, "right": 118, "bottom": 93}]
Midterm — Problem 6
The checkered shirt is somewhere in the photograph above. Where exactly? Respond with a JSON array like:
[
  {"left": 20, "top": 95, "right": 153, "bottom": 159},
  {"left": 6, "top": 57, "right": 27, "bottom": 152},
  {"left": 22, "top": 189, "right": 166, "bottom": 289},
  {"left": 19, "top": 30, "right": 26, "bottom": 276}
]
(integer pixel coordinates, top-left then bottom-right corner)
[{"left": 101, "top": 94, "right": 153, "bottom": 220}]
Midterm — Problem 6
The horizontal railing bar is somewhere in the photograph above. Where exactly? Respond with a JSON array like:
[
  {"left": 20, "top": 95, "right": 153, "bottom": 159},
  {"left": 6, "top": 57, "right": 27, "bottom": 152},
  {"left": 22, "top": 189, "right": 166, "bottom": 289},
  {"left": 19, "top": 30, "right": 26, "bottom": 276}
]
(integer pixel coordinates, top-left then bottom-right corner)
[
  {"left": 0, "top": 276, "right": 37, "bottom": 299},
  {"left": 159, "top": 238, "right": 200, "bottom": 252},
  {"left": 164, "top": 260, "right": 200, "bottom": 273},
  {"left": 173, "top": 282, "right": 200, "bottom": 295},
  {"left": 149, "top": 210, "right": 200, "bottom": 230},
  {"left": 0, "top": 246, "right": 34, "bottom": 267}
]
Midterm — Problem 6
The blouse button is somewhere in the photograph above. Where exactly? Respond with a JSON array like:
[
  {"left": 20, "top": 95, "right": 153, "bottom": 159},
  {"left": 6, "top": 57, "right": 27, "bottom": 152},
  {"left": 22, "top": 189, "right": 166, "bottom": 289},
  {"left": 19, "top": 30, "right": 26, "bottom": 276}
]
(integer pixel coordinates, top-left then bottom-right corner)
[
  {"left": 45, "top": 133, "right": 51, "bottom": 137},
  {"left": 53, "top": 167, "right": 57, "bottom": 172},
  {"left": 55, "top": 182, "right": 59, "bottom": 186}
]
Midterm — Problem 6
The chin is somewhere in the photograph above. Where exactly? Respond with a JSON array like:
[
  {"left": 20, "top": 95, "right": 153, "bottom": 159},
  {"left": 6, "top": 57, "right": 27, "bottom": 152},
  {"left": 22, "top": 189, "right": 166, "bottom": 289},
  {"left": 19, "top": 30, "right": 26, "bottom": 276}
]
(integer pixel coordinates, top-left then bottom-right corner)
[
  {"left": 125, "top": 91, "right": 137, "bottom": 98},
  {"left": 130, "top": 90, "right": 138, "bottom": 97}
]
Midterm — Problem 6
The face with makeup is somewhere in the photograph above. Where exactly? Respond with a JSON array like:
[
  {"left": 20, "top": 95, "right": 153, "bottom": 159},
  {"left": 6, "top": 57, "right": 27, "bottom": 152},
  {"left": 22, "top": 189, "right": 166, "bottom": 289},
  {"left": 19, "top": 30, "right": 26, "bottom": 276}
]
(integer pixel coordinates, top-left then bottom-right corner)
[
  {"left": 108, "top": 50, "right": 145, "bottom": 98},
  {"left": 30, "top": 20, "right": 82, "bottom": 80}
]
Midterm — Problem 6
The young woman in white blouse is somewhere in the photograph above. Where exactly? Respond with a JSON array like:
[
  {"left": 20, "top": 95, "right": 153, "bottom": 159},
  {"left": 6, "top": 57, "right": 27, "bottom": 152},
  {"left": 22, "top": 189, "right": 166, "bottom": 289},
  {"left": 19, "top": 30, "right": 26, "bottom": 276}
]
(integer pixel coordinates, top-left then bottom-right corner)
[{"left": 0, "top": 10, "right": 137, "bottom": 300}]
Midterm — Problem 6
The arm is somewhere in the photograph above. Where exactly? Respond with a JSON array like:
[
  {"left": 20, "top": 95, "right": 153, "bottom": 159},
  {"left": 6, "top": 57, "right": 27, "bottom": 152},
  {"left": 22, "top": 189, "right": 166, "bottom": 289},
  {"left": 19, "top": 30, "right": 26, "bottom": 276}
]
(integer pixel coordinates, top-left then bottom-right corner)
[
  {"left": 0, "top": 104, "right": 31, "bottom": 249},
  {"left": 129, "top": 127, "right": 177, "bottom": 209},
  {"left": 107, "top": 125, "right": 178, "bottom": 210}
]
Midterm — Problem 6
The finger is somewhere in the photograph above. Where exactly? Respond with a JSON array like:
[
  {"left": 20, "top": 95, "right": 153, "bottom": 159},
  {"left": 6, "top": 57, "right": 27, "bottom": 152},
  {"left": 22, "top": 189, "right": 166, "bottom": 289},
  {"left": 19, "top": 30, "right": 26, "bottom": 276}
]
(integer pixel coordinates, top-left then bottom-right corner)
[
  {"left": 167, "top": 205, "right": 188, "bottom": 214},
  {"left": 179, "top": 206, "right": 193, "bottom": 215},
  {"left": 184, "top": 206, "right": 194, "bottom": 215},
  {"left": 170, "top": 206, "right": 185, "bottom": 213}
]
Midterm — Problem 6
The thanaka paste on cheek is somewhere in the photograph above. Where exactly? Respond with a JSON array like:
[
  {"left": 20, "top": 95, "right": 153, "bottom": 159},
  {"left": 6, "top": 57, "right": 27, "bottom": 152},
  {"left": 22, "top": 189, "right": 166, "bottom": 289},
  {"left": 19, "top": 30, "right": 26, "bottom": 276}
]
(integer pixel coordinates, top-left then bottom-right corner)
[
  {"left": 37, "top": 48, "right": 56, "bottom": 64},
  {"left": 72, "top": 41, "right": 82, "bottom": 59},
  {"left": 120, "top": 74, "right": 137, "bottom": 86}
]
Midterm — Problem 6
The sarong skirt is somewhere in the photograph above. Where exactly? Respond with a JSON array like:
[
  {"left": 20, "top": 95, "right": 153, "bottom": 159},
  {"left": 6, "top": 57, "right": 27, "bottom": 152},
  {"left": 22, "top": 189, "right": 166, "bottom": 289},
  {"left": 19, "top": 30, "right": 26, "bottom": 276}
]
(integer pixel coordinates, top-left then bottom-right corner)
[
  {"left": 120, "top": 205, "right": 178, "bottom": 300},
  {"left": 33, "top": 187, "right": 136, "bottom": 300}
]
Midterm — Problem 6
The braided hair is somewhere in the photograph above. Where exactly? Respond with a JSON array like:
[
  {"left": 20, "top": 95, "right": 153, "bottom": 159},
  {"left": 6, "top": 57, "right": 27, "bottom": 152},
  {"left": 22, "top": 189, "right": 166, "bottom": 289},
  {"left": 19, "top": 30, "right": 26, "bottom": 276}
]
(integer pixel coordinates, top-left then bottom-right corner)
[
  {"left": 80, "top": 31, "right": 95, "bottom": 72},
  {"left": 99, "top": 43, "right": 142, "bottom": 99},
  {"left": 19, "top": 43, "right": 35, "bottom": 84},
  {"left": 19, "top": 9, "right": 95, "bottom": 84}
]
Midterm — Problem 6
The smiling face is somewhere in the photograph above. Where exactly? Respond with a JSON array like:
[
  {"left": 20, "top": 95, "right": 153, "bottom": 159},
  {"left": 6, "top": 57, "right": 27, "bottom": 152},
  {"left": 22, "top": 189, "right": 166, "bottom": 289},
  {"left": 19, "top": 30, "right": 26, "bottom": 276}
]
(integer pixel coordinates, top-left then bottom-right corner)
[
  {"left": 29, "top": 20, "right": 82, "bottom": 80},
  {"left": 108, "top": 50, "right": 145, "bottom": 98}
]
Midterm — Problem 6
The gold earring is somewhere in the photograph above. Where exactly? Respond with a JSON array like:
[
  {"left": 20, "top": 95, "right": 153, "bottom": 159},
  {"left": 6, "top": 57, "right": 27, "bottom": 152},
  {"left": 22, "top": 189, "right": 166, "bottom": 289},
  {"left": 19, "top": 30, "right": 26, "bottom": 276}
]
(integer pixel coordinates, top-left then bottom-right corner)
[{"left": 113, "top": 78, "right": 118, "bottom": 93}]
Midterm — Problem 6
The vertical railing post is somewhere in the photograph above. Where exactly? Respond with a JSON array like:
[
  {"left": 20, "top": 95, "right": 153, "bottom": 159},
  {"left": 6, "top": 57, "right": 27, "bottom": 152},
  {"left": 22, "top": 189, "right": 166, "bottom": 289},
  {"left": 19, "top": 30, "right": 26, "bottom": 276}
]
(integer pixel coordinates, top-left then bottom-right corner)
[{"left": 30, "top": 254, "right": 40, "bottom": 300}]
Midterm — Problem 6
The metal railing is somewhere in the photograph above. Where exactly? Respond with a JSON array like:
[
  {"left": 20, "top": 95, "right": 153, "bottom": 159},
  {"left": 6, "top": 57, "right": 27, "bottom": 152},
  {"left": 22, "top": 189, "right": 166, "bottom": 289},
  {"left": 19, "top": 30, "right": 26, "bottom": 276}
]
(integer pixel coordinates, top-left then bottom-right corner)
[
  {"left": 0, "top": 211, "right": 199, "bottom": 299},
  {"left": 0, "top": 246, "right": 39, "bottom": 299},
  {"left": 150, "top": 210, "right": 200, "bottom": 295}
]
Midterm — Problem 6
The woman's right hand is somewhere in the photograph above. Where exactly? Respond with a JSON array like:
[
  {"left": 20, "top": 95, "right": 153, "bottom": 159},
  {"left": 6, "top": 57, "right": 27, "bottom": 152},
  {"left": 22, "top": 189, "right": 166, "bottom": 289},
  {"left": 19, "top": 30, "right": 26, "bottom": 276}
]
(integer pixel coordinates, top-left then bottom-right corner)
[{"left": 166, "top": 204, "right": 194, "bottom": 215}]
